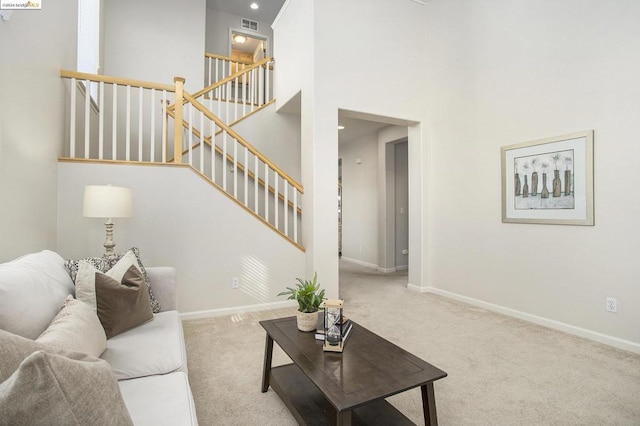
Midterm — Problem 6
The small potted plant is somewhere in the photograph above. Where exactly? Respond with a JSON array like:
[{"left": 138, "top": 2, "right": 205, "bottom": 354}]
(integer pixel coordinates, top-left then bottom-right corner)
[{"left": 278, "top": 272, "right": 325, "bottom": 332}]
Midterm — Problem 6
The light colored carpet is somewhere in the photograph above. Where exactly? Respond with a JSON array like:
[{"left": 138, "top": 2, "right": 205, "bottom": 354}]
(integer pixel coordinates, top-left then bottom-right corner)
[{"left": 183, "top": 261, "right": 640, "bottom": 425}]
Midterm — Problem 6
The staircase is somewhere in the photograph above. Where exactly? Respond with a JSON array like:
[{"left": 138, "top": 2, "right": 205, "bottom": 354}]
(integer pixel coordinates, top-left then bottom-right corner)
[{"left": 59, "top": 55, "right": 304, "bottom": 250}]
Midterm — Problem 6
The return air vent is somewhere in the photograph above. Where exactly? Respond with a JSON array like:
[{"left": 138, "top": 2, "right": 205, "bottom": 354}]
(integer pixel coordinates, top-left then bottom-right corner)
[{"left": 241, "top": 18, "right": 258, "bottom": 31}]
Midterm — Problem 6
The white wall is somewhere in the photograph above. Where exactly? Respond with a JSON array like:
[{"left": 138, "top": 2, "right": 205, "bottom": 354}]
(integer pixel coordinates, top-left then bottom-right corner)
[
  {"left": 275, "top": 0, "right": 429, "bottom": 296},
  {"left": 339, "top": 136, "right": 379, "bottom": 267},
  {"left": 0, "top": 2, "right": 77, "bottom": 261},
  {"left": 103, "top": 0, "right": 206, "bottom": 93},
  {"left": 425, "top": 0, "right": 640, "bottom": 349},
  {"left": 57, "top": 162, "right": 304, "bottom": 314},
  {"left": 226, "top": 103, "right": 301, "bottom": 181}
]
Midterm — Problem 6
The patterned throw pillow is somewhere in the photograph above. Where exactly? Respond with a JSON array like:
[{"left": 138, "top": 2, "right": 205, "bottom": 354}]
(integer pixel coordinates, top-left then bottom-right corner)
[
  {"left": 64, "top": 256, "right": 111, "bottom": 284},
  {"left": 65, "top": 247, "right": 160, "bottom": 313}
]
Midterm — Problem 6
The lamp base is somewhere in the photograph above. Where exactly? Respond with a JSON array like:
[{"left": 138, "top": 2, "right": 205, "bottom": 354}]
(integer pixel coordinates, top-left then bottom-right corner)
[{"left": 103, "top": 218, "right": 117, "bottom": 258}]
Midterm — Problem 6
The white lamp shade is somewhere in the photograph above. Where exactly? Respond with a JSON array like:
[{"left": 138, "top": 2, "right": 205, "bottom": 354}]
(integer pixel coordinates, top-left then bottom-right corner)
[{"left": 83, "top": 185, "right": 133, "bottom": 218}]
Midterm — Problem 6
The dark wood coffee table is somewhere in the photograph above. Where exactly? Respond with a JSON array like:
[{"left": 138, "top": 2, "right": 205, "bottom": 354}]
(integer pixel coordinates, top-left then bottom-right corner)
[{"left": 260, "top": 316, "right": 447, "bottom": 425}]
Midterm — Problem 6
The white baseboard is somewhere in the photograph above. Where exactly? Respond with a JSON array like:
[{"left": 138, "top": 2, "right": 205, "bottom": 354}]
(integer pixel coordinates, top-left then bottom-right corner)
[
  {"left": 180, "top": 300, "right": 296, "bottom": 321},
  {"left": 340, "top": 256, "right": 379, "bottom": 270},
  {"left": 421, "top": 286, "right": 640, "bottom": 355}
]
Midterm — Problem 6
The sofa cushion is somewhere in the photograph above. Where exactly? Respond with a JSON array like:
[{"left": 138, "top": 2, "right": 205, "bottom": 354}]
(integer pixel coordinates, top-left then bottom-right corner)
[
  {"left": 0, "top": 250, "right": 75, "bottom": 339},
  {"left": 36, "top": 295, "right": 107, "bottom": 358},
  {"left": 0, "top": 351, "right": 133, "bottom": 426},
  {"left": 119, "top": 372, "right": 197, "bottom": 426},
  {"left": 101, "top": 311, "right": 187, "bottom": 380}
]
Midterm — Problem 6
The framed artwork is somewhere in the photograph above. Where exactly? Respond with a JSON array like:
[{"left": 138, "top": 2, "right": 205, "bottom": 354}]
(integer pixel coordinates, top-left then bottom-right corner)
[{"left": 501, "top": 130, "right": 594, "bottom": 225}]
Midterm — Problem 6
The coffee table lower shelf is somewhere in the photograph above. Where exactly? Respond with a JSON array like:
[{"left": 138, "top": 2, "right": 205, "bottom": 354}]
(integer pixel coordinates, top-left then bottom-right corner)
[{"left": 269, "top": 363, "right": 415, "bottom": 426}]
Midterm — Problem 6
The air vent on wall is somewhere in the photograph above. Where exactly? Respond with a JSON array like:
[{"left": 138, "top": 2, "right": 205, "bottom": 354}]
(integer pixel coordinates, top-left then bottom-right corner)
[{"left": 241, "top": 18, "right": 258, "bottom": 31}]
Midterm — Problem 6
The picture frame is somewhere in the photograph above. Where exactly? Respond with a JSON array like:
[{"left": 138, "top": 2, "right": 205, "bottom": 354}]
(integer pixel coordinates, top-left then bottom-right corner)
[{"left": 501, "top": 130, "right": 594, "bottom": 225}]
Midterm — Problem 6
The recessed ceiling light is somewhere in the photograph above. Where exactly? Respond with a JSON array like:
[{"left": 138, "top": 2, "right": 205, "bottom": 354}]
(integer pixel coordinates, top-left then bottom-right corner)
[
  {"left": 338, "top": 125, "right": 345, "bottom": 130},
  {"left": 233, "top": 34, "right": 247, "bottom": 44},
  {"left": 250, "top": 2, "right": 259, "bottom": 10}
]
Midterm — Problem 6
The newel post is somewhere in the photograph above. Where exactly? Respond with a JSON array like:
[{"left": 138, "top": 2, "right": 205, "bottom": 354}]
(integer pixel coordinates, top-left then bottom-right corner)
[{"left": 173, "top": 76, "right": 186, "bottom": 164}]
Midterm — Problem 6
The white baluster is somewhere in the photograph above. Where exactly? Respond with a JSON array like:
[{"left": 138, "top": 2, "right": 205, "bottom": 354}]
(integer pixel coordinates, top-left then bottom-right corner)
[
  {"left": 266, "top": 60, "right": 271, "bottom": 104},
  {"left": 264, "top": 164, "right": 269, "bottom": 222},
  {"left": 150, "top": 88, "right": 156, "bottom": 162},
  {"left": 254, "top": 155, "right": 259, "bottom": 214},
  {"left": 234, "top": 75, "right": 239, "bottom": 122},
  {"left": 126, "top": 85, "right": 131, "bottom": 161},
  {"left": 244, "top": 146, "right": 248, "bottom": 206},
  {"left": 188, "top": 104, "right": 193, "bottom": 166},
  {"left": 293, "top": 190, "right": 298, "bottom": 243},
  {"left": 233, "top": 139, "right": 238, "bottom": 198},
  {"left": 211, "top": 120, "right": 216, "bottom": 184},
  {"left": 258, "top": 64, "right": 264, "bottom": 107},
  {"left": 98, "top": 82, "right": 104, "bottom": 160},
  {"left": 222, "top": 131, "right": 228, "bottom": 191},
  {"left": 199, "top": 109, "right": 204, "bottom": 173},
  {"left": 225, "top": 82, "right": 230, "bottom": 123},
  {"left": 283, "top": 180, "right": 289, "bottom": 237},
  {"left": 70, "top": 77, "right": 76, "bottom": 158},
  {"left": 274, "top": 173, "right": 279, "bottom": 230},
  {"left": 161, "top": 90, "right": 167, "bottom": 163},
  {"left": 112, "top": 84, "right": 117, "bottom": 160},
  {"left": 215, "top": 58, "right": 219, "bottom": 96},
  {"left": 138, "top": 87, "right": 143, "bottom": 161},
  {"left": 84, "top": 79, "right": 90, "bottom": 159}
]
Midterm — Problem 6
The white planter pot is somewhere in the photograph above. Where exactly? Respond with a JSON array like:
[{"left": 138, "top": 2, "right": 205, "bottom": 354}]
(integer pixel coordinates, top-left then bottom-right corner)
[{"left": 296, "top": 310, "right": 318, "bottom": 332}]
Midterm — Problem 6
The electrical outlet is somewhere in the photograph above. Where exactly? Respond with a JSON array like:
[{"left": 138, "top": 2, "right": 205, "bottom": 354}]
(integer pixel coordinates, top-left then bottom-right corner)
[
  {"left": 232, "top": 277, "right": 239, "bottom": 289},
  {"left": 606, "top": 297, "right": 617, "bottom": 313}
]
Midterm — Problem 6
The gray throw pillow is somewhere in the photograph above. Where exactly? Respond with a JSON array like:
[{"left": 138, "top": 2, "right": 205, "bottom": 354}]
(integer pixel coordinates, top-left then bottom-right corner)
[
  {"left": 0, "top": 329, "right": 133, "bottom": 426},
  {"left": 0, "top": 351, "right": 133, "bottom": 426},
  {"left": 95, "top": 264, "right": 153, "bottom": 339}
]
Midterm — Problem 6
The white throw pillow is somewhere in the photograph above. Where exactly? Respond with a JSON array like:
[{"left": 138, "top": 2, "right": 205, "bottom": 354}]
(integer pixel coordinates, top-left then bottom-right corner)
[
  {"left": 36, "top": 296, "right": 107, "bottom": 358},
  {"left": 75, "top": 250, "right": 140, "bottom": 311},
  {"left": 0, "top": 250, "right": 75, "bottom": 339}
]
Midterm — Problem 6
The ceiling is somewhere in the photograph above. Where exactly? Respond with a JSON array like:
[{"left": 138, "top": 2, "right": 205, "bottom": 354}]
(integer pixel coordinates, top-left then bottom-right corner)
[{"left": 206, "top": 0, "right": 286, "bottom": 24}]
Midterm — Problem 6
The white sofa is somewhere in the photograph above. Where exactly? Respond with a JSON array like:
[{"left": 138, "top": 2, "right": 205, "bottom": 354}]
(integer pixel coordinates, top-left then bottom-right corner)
[{"left": 0, "top": 250, "right": 198, "bottom": 425}]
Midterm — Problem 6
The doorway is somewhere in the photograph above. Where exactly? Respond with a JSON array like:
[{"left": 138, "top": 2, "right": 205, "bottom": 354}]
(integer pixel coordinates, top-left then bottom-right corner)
[
  {"left": 393, "top": 141, "right": 409, "bottom": 270},
  {"left": 229, "top": 30, "right": 268, "bottom": 66}
]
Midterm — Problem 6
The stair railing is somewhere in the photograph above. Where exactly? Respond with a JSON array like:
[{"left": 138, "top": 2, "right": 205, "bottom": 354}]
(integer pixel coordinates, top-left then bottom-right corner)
[
  {"left": 175, "top": 91, "right": 303, "bottom": 248},
  {"left": 192, "top": 56, "right": 274, "bottom": 126},
  {"left": 205, "top": 52, "right": 260, "bottom": 87},
  {"left": 60, "top": 69, "right": 303, "bottom": 249},
  {"left": 59, "top": 70, "right": 184, "bottom": 163}
]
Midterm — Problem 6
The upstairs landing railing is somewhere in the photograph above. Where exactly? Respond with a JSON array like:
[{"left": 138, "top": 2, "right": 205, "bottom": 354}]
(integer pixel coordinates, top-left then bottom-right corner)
[
  {"left": 59, "top": 70, "right": 303, "bottom": 250},
  {"left": 197, "top": 55, "right": 274, "bottom": 126}
]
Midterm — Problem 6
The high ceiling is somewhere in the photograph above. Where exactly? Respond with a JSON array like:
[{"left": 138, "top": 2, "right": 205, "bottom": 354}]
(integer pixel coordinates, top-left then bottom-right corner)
[
  {"left": 206, "top": 0, "right": 286, "bottom": 24},
  {"left": 207, "top": 0, "right": 401, "bottom": 144}
]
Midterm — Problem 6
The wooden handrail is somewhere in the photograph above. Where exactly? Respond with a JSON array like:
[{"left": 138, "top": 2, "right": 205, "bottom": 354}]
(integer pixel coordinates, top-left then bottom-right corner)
[
  {"left": 60, "top": 70, "right": 175, "bottom": 92},
  {"left": 182, "top": 91, "right": 303, "bottom": 193},
  {"left": 205, "top": 52, "right": 253, "bottom": 65}
]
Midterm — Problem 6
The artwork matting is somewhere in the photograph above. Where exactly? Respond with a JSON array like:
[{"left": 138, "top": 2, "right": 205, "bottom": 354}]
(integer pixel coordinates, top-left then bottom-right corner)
[{"left": 501, "top": 130, "right": 594, "bottom": 225}]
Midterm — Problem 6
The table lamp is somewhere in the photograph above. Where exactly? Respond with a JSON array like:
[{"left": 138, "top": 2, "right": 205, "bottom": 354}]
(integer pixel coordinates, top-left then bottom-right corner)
[{"left": 83, "top": 185, "right": 133, "bottom": 258}]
